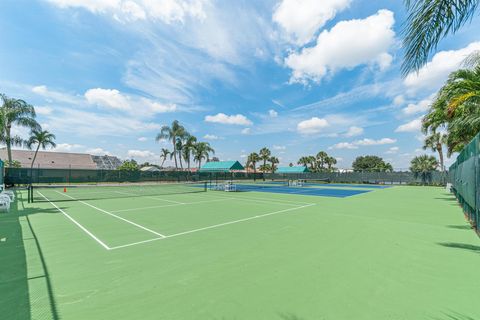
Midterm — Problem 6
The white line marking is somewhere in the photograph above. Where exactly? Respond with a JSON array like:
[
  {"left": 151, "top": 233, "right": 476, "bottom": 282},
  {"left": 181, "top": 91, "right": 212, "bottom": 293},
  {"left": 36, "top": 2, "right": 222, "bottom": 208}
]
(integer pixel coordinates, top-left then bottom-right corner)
[
  {"left": 37, "top": 191, "right": 110, "bottom": 250},
  {"left": 113, "top": 191, "right": 185, "bottom": 204},
  {"left": 204, "top": 193, "right": 312, "bottom": 206},
  {"left": 108, "top": 203, "right": 316, "bottom": 250},
  {"left": 110, "top": 197, "right": 233, "bottom": 213},
  {"left": 55, "top": 191, "right": 166, "bottom": 238}
]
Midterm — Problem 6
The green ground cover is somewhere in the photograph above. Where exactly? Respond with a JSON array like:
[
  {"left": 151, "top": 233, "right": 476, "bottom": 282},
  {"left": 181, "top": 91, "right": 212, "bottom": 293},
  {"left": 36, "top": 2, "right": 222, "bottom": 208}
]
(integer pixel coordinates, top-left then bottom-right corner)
[{"left": 1, "top": 186, "right": 479, "bottom": 320}]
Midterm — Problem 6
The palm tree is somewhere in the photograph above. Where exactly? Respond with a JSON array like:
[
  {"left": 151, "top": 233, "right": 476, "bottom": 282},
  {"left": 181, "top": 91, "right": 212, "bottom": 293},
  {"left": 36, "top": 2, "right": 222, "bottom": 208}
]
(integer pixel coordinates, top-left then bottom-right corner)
[
  {"left": 423, "top": 132, "right": 447, "bottom": 172},
  {"left": 247, "top": 152, "right": 260, "bottom": 174},
  {"left": 0, "top": 94, "right": 40, "bottom": 165},
  {"left": 402, "top": 0, "right": 479, "bottom": 75},
  {"left": 159, "top": 148, "right": 170, "bottom": 168},
  {"left": 410, "top": 155, "right": 439, "bottom": 185},
  {"left": 26, "top": 129, "right": 56, "bottom": 168},
  {"left": 259, "top": 163, "right": 271, "bottom": 173},
  {"left": 193, "top": 142, "right": 215, "bottom": 169},
  {"left": 182, "top": 135, "right": 197, "bottom": 170},
  {"left": 259, "top": 147, "right": 271, "bottom": 169},
  {"left": 316, "top": 151, "right": 328, "bottom": 172},
  {"left": 325, "top": 156, "right": 337, "bottom": 172},
  {"left": 297, "top": 156, "right": 310, "bottom": 168},
  {"left": 307, "top": 156, "right": 317, "bottom": 171},
  {"left": 269, "top": 156, "right": 279, "bottom": 173},
  {"left": 422, "top": 54, "right": 480, "bottom": 154},
  {"left": 156, "top": 120, "right": 185, "bottom": 170}
]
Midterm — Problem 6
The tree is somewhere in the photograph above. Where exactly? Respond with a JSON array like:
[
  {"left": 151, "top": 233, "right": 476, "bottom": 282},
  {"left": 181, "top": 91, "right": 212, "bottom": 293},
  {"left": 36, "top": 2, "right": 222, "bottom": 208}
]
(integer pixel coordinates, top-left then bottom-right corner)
[
  {"left": 410, "top": 155, "right": 439, "bottom": 185},
  {"left": 182, "top": 135, "right": 197, "bottom": 170},
  {"left": 325, "top": 156, "right": 337, "bottom": 172},
  {"left": 259, "top": 163, "right": 271, "bottom": 173},
  {"left": 402, "top": 0, "right": 479, "bottom": 75},
  {"left": 210, "top": 157, "right": 220, "bottom": 162},
  {"left": 423, "top": 55, "right": 480, "bottom": 154},
  {"left": 156, "top": 120, "right": 186, "bottom": 170},
  {"left": 297, "top": 156, "right": 310, "bottom": 168},
  {"left": 26, "top": 129, "right": 56, "bottom": 169},
  {"left": 0, "top": 94, "right": 40, "bottom": 166},
  {"left": 5, "top": 160, "right": 21, "bottom": 168},
  {"left": 159, "top": 148, "right": 170, "bottom": 168},
  {"left": 193, "top": 142, "right": 214, "bottom": 169},
  {"left": 247, "top": 152, "right": 260, "bottom": 174},
  {"left": 269, "top": 156, "right": 279, "bottom": 173},
  {"left": 307, "top": 156, "right": 316, "bottom": 171},
  {"left": 259, "top": 147, "right": 271, "bottom": 170},
  {"left": 352, "top": 156, "right": 393, "bottom": 172},
  {"left": 118, "top": 159, "right": 139, "bottom": 171},
  {"left": 423, "top": 132, "right": 447, "bottom": 172},
  {"left": 316, "top": 151, "right": 328, "bottom": 172},
  {"left": 289, "top": 162, "right": 294, "bottom": 167}
]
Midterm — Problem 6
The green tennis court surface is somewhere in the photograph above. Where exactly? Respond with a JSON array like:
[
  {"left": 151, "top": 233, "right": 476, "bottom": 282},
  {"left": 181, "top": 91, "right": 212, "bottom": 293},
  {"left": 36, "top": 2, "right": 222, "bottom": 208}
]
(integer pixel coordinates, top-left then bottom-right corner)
[{"left": 2, "top": 186, "right": 479, "bottom": 319}]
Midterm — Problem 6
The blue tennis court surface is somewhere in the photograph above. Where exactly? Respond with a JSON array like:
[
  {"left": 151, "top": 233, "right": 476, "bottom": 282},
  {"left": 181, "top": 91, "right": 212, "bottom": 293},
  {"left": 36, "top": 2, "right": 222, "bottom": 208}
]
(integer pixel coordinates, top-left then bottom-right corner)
[
  {"left": 262, "top": 181, "right": 389, "bottom": 189},
  {"left": 233, "top": 183, "right": 371, "bottom": 197}
]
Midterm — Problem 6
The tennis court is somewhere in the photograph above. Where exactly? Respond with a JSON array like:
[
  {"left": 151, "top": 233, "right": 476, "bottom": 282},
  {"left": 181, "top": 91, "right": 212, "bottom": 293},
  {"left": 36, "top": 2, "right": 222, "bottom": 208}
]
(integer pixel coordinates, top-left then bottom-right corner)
[{"left": 2, "top": 183, "right": 480, "bottom": 319}]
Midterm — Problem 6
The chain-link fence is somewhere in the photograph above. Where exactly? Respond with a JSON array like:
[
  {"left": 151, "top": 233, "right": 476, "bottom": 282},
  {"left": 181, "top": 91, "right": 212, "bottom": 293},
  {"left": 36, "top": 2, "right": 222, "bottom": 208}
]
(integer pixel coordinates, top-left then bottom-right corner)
[
  {"left": 449, "top": 132, "right": 479, "bottom": 234},
  {"left": 5, "top": 167, "right": 447, "bottom": 186}
]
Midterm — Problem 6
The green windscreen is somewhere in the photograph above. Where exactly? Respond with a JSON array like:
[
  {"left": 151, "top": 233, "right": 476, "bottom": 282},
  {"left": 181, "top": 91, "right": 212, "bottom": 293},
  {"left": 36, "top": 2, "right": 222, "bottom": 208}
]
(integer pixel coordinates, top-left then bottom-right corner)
[{"left": 449, "top": 133, "right": 480, "bottom": 233}]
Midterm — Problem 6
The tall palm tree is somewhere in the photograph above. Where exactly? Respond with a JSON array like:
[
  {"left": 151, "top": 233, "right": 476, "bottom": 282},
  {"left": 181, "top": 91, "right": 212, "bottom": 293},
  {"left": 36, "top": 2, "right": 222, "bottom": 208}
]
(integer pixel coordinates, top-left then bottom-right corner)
[
  {"left": 193, "top": 142, "right": 215, "bottom": 169},
  {"left": 423, "top": 54, "right": 480, "bottom": 154},
  {"left": 159, "top": 148, "right": 170, "bottom": 168},
  {"left": 26, "top": 129, "right": 56, "bottom": 168},
  {"left": 182, "top": 135, "right": 197, "bottom": 170},
  {"left": 307, "top": 156, "right": 317, "bottom": 171},
  {"left": 247, "top": 152, "right": 260, "bottom": 174},
  {"left": 402, "top": 0, "right": 480, "bottom": 75},
  {"left": 0, "top": 94, "right": 40, "bottom": 165},
  {"left": 156, "top": 120, "right": 185, "bottom": 170},
  {"left": 410, "top": 155, "right": 439, "bottom": 185},
  {"left": 269, "top": 156, "right": 279, "bottom": 173},
  {"left": 325, "top": 156, "right": 337, "bottom": 172},
  {"left": 316, "top": 151, "right": 328, "bottom": 172},
  {"left": 259, "top": 147, "right": 271, "bottom": 169},
  {"left": 423, "top": 132, "right": 447, "bottom": 171},
  {"left": 297, "top": 156, "right": 310, "bottom": 168}
]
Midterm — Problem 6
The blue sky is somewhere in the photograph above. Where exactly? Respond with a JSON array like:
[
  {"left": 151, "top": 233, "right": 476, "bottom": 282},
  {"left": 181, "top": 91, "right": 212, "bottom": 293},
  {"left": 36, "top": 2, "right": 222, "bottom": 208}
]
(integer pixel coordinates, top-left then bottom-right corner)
[{"left": 1, "top": 0, "right": 480, "bottom": 169}]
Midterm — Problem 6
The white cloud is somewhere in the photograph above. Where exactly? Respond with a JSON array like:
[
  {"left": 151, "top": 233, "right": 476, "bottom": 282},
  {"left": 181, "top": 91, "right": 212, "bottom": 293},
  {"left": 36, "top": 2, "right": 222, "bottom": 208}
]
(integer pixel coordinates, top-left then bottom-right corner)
[
  {"left": 403, "top": 96, "right": 432, "bottom": 115},
  {"left": 404, "top": 41, "right": 480, "bottom": 93},
  {"left": 273, "top": 0, "right": 351, "bottom": 45},
  {"left": 86, "top": 148, "right": 111, "bottom": 156},
  {"left": 330, "top": 142, "right": 358, "bottom": 149},
  {"left": 385, "top": 146, "right": 399, "bottom": 154},
  {"left": 205, "top": 113, "right": 252, "bottom": 126},
  {"left": 85, "top": 88, "right": 131, "bottom": 110},
  {"left": 127, "top": 149, "right": 156, "bottom": 158},
  {"left": 344, "top": 126, "right": 364, "bottom": 137},
  {"left": 393, "top": 95, "right": 405, "bottom": 106},
  {"left": 138, "top": 137, "right": 148, "bottom": 142},
  {"left": 85, "top": 88, "right": 177, "bottom": 114},
  {"left": 355, "top": 138, "right": 396, "bottom": 146},
  {"left": 53, "top": 143, "right": 84, "bottom": 152},
  {"left": 241, "top": 127, "right": 251, "bottom": 135},
  {"left": 31, "top": 85, "right": 82, "bottom": 105},
  {"left": 268, "top": 109, "right": 278, "bottom": 117},
  {"left": 203, "top": 134, "right": 220, "bottom": 140},
  {"left": 46, "top": 0, "right": 208, "bottom": 24},
  {"left": 35, "top": 106, "right": 53, "bottom": 115},
  {"left": 273, "top": 145, "right": 286, "bottom": 150},
  {"left": 330, "top": 137, "right": 396, "bottom": 149},
  {"left": 285, "top": 10, "right": 395, "bottom": 83},
  {"left": 395, "top": 118, "right": 422, "bottom": 133},
  {"left": 297, "top": 117, "right": 329, "bottom": 134}
]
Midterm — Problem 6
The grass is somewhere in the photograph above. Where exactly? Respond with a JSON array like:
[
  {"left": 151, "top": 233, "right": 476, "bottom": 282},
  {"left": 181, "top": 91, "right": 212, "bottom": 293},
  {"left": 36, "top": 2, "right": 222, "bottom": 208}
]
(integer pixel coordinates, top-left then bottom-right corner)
[{"left": 1, "top": 185, "right": 479, "bottom": 319}]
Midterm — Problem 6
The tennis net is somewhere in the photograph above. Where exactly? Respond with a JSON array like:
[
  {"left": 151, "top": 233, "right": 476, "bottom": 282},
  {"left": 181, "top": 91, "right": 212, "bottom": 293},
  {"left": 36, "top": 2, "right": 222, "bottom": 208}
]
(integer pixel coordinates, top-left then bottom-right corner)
[{"left": 29, "top": 181, "right": 207, "bottom": 203}]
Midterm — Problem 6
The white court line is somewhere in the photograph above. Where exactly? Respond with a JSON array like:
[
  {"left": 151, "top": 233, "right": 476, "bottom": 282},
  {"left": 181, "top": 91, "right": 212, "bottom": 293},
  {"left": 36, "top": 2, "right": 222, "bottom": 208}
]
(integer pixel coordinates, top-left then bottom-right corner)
[
  {"left": 108, "top": 203, "right": 316, "bottom": 250},
  {"left": 37, "top": 191, "right": 111, "bottom": 250},
  {"left": 113, "top": 191, "right": 185, "bottom": 205},
  {"left": 55, "top": 191, "right": 166, "bottom": 238},
  {"left": 110, "top": 197, "right": 234, "bottom": 213},
  {"left": 201, "top": 192, "right": 312, "bottom": 207}
]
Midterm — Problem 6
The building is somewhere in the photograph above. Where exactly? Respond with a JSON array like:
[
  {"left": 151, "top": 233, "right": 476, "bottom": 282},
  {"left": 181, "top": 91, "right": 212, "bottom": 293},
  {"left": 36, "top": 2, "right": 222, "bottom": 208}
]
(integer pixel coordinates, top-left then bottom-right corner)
[
  {"left": 276, "top": 166, "right": 310, "bottom": 174},
  {"left": 0, "top": 148, "right": 123, "bottom": 170},
  {"left": 199, "top": 160, "right": 245, "bottom": 172}
]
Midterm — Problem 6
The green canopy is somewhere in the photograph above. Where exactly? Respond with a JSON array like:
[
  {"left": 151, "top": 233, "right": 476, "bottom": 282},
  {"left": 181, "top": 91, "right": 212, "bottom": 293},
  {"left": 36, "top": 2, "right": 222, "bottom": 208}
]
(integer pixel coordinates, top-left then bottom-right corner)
[
  {"left": 199, "top": 161, "right": 245, "bottom": 172},
  {"left": 276, "top": 166, "right": 309, "bottom": 173}
]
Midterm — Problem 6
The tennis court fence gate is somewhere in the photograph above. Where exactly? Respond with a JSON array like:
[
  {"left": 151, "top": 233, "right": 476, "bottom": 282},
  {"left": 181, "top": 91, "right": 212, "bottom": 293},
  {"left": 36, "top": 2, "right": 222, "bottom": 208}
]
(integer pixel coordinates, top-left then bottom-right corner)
[{"left": 449, "top": 132, "right": 480, "bottom": 234}]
